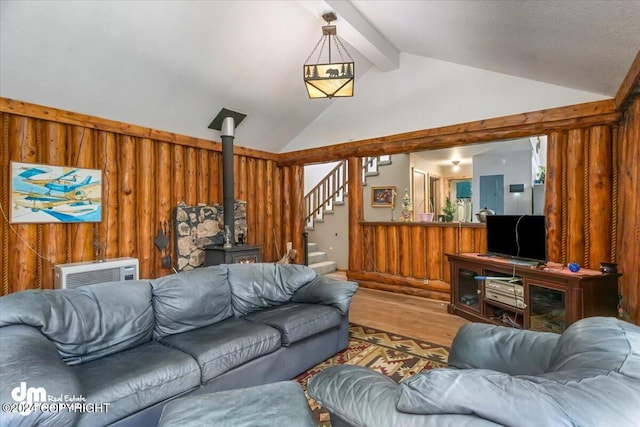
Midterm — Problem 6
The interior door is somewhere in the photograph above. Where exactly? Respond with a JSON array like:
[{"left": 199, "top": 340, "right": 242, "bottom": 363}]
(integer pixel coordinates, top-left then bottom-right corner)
[
  {"left": 428, "top": 174, "right": 441, "bottom": 216},
  {"left": 412, "top": 168, "right": 426, "bottom": 219},
  {"left": 479, "top": 174, "right": 504, "bottom": 214}
]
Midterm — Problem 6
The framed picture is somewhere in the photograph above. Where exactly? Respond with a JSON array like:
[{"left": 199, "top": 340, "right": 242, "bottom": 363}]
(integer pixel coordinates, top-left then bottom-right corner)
[
  {"left": 10, "top": 161, "right": 102, "bottom": 223},
  {"left": 371, "top": 186, "right": 396, "bottom": 207}
]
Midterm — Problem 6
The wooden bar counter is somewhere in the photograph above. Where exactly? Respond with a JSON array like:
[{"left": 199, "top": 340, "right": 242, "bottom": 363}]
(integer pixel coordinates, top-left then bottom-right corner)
[{"left": 346, "top": 221, "right": 487, "bottom": 301}]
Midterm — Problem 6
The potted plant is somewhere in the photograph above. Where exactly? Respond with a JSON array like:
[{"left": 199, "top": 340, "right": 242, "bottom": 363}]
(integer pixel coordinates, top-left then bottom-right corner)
[
  {"left": 535, "top": 166, "right": 546, "bottom": 184},
  {"left": 442, "top": 197, "right": 457, "bottom": 222}
]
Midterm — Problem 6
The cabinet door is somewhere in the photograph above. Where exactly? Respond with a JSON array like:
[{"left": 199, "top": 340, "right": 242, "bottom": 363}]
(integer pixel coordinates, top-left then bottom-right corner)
[
  {"left": 457, "top": 268, "right": 481, "bottom": 312},
  {"left": 526, "top": 280, "right": 567, "bottom": 333}
]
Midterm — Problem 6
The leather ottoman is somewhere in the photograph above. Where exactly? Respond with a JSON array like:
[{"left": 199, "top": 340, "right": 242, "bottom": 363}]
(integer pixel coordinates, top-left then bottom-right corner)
[{"left": 158, "top": 381, "right": 316, "bottom": 427}]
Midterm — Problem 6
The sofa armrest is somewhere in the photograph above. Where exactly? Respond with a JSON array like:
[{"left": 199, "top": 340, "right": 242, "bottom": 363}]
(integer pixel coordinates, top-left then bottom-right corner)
[
  {"left": 291, "top": 275, "right": 358, "bottom": 315},
  {"left": 0, "top": 325, "right": 83, "bottom": 427},
  {"left": 308, "top": 365, "right": 419, "bottom": 427},
  {"left": 448, "top": 323, "right": 560, "bottom": 375},
  {"left": 397, "top": 369, "right": 572, "bottom": 427},
  {"left": 308, "top": 365, "right": 498, "bottom": 427}
]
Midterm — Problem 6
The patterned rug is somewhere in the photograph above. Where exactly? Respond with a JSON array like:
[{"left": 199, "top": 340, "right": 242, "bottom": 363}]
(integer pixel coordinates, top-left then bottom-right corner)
[{"left": 294, "top": 324, "right": 449, "bottom": 426}]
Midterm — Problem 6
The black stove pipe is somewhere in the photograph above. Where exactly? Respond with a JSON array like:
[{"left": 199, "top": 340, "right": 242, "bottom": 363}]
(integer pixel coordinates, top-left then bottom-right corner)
[{"left": 221, "top": 116, "right": 235, "bottom": 246}]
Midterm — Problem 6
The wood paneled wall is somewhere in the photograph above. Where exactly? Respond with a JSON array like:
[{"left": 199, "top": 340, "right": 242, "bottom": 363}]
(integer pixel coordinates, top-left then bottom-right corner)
[
  {"left": 0, "top": 100, "right": 304, "bottom": 295},
  {"left": 545, "top": 125, "right": 615, "bottom": 269},
  {"left": 350, "top": 222, "right": 486, "bottom": 301},
  {"left": 1, "top": 89, "right": 637, "bottom": 325},
  {"left": 333, "top": 103, "right": 622, "bottom": 308},
  {"left": 617, "top": 95, "right": 640, "bottom": 324},
  {"left": 351, "top": 120, "right": 618, "bottom": 299}
]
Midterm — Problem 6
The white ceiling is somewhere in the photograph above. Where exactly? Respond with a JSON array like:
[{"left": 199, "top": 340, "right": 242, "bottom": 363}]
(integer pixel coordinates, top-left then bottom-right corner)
[{"left": 1, "top": 1, "right": 639, "bottom": 154}]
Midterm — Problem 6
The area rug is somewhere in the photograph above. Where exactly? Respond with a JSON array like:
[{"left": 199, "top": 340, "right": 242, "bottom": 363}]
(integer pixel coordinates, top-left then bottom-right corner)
[{"left": 294, "top": 324, "right": 449, "bottom": 426}]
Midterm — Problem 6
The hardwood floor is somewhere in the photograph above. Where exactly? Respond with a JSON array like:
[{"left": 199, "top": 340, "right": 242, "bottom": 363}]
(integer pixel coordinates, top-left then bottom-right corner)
[{"left": 328, "top": 272, "right": 469, "bottom": 347}]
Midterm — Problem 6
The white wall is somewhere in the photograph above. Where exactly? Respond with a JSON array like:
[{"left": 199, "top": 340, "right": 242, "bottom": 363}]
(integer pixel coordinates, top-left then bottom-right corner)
[
  {"left": 306, "top": 199, "right": 350, "bottom": 270},
  {"left": 409, "top": 155, "right": 473, "bottom": 217},
  {"left": 362, "top": 154, "right": 411, "bottom": 221},
  {"left": 409, "top": 156, "right": 443, "bottom": 214},
  {"left": 304, "top": 161, "right": 341, "bottom": 193},
  {"left": 305, "top": 155, "right": 410, "bottom": 268},
  {"left": 283, "top": 53, "right": 606, "bottom": 152}
]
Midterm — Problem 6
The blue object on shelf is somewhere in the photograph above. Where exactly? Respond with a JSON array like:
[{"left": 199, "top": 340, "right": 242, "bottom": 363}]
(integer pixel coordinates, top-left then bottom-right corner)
[{"left": 568, "top": 262, "right": 580, "bottom": 273}]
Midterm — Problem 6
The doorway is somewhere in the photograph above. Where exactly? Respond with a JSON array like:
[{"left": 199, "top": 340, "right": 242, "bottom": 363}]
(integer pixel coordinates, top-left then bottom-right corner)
[
  {"left": 479, "top": 174, "right": 504, "bottom": 214},
  {"left": 412, "top": 168, "right": 426, "bottom": 219},
  {"left": 428, "top": 174, "right": 442, "bottom": 216}
]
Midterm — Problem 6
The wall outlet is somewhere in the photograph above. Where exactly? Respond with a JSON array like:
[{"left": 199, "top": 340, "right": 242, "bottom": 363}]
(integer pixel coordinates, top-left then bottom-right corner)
[
  {"left": 423, "top": 279, "right": 429, "bottom": 285},
  {"left": 162, "top": 256, "right": 172, "bottom": 269}
]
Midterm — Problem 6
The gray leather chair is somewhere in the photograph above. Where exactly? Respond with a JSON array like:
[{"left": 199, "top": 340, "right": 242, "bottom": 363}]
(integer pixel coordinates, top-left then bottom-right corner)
[{"left": 309, "top": 316, "right": 640, "bottom": 427}]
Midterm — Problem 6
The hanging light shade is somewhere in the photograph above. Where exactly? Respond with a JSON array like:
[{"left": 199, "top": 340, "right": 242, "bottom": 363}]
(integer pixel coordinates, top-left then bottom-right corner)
[{"left": 303, "top": 12, "right": 355, "bottom": 99}]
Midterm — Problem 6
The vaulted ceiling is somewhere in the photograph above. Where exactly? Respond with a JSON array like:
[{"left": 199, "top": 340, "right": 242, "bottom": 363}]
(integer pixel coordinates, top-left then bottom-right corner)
[{"left": 1, "top": 1, "right": 639, "bottom": 153}]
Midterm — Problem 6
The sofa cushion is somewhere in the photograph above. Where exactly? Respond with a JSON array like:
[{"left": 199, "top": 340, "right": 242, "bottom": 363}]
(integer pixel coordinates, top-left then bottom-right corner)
[
  {"left": 399, "top": 366, "right": 640, "bottom": 427},
  {"left": 227, "top": 263, "right": 317, "bottom": 316},
  {"left": 447, "top": 322, "right": 560, "bottom": 375},
  {"left": 397, "top": 369, "right": 572, "bottom": 426},
  {"left": 309, "top": 365, "right": 502, "bottom": 427},
  {"left": 548, "top": 316, "right": 640, "bottom": 377},
  {"left": 291, "top": 275, "right": 359, "bottom": 315},
  {"left": 159, "top": 381, "right": 317, "bottom": 427},
  {"left": 151, "top": 265, "right": 233, "bottom": 339},
  {"left": 398, "top": 318, "right": 640, "bottom": 427},
  {"left": 71, "top": 340, "right": 201, "bottom": 427},
  {"left": 0, "top": 325, "right": 84, "bottom": 427},
  {"left": 0, "top": 281, "right": 154, "bottom": 365},
  {"left": 244, "top": 302, "right": 343, "bottom": 346},
  {"left": 159, "top": 317, "right": 281, "bottom": 383}
]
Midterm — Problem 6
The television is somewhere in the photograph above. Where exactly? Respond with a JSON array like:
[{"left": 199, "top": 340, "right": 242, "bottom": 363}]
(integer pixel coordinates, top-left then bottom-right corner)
[{"left": 485, "top": 215, "right": 547, "bottom": 264}]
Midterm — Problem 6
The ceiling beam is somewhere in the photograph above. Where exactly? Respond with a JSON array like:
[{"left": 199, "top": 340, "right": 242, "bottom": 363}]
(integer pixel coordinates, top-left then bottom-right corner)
[{"left": 300, "top": 0, "right": 400, "bottom": 72}]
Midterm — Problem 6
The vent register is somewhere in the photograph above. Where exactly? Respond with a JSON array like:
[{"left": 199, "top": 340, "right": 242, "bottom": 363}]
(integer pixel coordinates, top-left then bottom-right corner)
[{"left": 54, "top": 257, "right": 139, "bottom": 289}]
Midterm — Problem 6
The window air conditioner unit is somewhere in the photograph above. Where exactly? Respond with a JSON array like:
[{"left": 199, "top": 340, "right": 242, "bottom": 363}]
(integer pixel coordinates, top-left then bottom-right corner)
[{"left": 54, "top": 257, "right": 139, "bottom": 290}]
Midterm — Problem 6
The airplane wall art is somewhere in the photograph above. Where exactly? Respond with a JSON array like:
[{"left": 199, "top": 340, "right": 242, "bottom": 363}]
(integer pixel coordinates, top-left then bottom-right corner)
[{"left": 10, "top": 162, "right": 102, "bottom": 223}]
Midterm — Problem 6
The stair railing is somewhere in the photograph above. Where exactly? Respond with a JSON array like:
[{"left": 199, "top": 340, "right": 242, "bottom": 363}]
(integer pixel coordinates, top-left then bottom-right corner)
[
  {"left": 304, "top": 155, "right": 393, "bottom": 229},
  {"left": 305, "top": 160, "right": 348, "bottom": 229}
]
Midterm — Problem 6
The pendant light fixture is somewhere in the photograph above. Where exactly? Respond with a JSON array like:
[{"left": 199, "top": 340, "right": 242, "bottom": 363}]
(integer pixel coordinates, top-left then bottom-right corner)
[{"left": 303, "top": 12, "right": 355, "bottom": 99}]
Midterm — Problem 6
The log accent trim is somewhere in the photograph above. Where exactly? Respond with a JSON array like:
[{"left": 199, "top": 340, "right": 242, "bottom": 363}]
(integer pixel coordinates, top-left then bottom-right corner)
[
  {"left": 361, "top": 221, "right": 485, "bottom": 228},
  {"left": 617, "top": 95, "right": 640, "bottom": 324},
  {"left": 615, "top": 49, "right": 640, "bottom": 109},
  {"left": 278, "top": 100, "right": 618, "bottom": 166},
  {"left": 1, "top": 114, "right": 8, "bottom": 296},
  {"left": 0, "top": 98, "right": 279, "bottom": 161},
  {"left": 346, "top": 270, "right": 450, "bottom": 302}
]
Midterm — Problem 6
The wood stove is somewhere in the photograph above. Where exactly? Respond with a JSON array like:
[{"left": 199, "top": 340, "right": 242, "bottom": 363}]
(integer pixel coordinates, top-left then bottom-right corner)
[
  {"left": 203, "top": 244, "right": 261, "bottom": 266},
  {"left": 204, "top": 108, "right": 261, "bottom": 266}
]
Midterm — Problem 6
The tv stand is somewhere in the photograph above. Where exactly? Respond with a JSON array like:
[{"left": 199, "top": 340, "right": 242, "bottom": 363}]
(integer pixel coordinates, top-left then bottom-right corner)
[
  {"left": 447, "top": 253, "right": 620, "bottom": 332},
  {"left": 476, "top": 253, "right": 496, "bottom": 258},
  {"left": 508, "top": 259, "right": 541, "bottom": 267}
]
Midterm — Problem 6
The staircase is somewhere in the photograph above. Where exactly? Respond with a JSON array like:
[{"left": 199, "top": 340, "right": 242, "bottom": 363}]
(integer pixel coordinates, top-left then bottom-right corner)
[
  {"left": 307, "top": 242, "right": 338, "bottom": 275},
  {"left": 304, "top": 155, "right": 391, "bottom": 229},
  {"left": 304, "top": 156, "right": 393, "bottom": 275}
]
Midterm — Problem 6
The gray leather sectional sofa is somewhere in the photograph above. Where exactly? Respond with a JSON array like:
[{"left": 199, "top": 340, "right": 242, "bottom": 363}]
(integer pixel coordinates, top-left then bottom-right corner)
[
  {"left": 0, "top": 263, "right": 358, "bottom": 427},
  {"left": 309, "top": 316, "right": 640, "bottom": 427}
]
